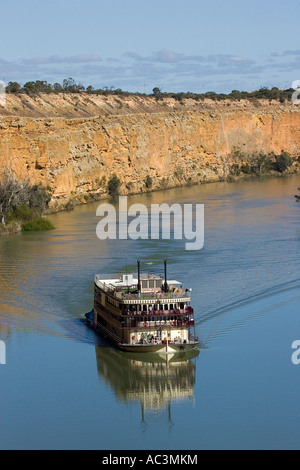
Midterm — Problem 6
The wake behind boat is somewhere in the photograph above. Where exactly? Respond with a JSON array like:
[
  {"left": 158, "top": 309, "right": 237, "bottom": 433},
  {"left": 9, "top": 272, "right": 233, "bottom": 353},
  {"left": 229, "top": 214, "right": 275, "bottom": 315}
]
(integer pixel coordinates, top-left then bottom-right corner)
[{"left": 86, "top": 260, "right": 199, "bottom": 354}]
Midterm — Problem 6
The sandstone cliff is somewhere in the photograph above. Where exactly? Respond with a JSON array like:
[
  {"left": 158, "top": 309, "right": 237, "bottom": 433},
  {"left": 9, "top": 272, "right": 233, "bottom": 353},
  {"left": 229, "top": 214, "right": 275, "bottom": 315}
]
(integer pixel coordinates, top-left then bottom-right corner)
[{"left": 0, "top": 93, "right": 299, "bottom": 210}]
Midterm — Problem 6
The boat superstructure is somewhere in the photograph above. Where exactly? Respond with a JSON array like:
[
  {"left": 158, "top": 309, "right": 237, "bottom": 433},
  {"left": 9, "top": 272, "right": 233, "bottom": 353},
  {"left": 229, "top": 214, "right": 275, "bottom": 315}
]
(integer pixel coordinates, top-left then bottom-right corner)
[{"left": 86, "top": 261, "right": 199, "bottom": 354}]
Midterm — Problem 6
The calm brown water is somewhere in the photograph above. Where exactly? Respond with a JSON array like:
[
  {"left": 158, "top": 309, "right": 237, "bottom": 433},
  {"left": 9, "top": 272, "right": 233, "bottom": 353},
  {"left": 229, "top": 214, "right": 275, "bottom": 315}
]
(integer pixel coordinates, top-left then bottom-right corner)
[{"left": 0, "top": 175, "right": 300, "bottom": 450}]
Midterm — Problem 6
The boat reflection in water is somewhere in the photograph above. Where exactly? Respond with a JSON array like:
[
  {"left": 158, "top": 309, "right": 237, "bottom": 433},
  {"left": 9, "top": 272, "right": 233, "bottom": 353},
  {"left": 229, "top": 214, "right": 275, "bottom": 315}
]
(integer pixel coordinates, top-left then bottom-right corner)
[{"left": 95, "top": 346, "right": 200, "bottom": 420}]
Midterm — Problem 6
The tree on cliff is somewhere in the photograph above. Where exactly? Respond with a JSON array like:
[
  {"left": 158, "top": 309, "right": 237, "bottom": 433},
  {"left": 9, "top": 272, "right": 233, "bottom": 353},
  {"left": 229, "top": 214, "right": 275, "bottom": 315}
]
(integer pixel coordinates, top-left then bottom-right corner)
[
  {"left": 6, "top": 81, "right": 21, "bottom": 93},
  {"left": 62, "top": 77, "right": 85, "bottom": 93},
  {"left": 153, "top": 87, "right": 162, "bottom": 99},
  {"left": 23, "top": 80, "right": 53, "bottom": 94}
]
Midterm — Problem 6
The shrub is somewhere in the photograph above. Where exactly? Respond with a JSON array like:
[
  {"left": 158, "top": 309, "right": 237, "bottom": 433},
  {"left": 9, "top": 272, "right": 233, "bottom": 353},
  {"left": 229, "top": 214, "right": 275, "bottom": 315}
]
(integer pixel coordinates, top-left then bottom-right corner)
[
  {"left": 28, "top": 184, "right": 51, "bottom": 210},
  {"left": 0, "top": 221, "right": 21, "bottom": 236},
  {"left": 272, "top": 150, "right": 292, "bottom": 173},
  {"left": 3, "top": 189, "right": 54, "bottom": 233},
  {"left": 22, "top": 217, "right": 54, "bottom": 232},
  {"left": 174, "top": 167, "right": 184, "bottom": 180},
  {"left": 230, "top": 163, "right": 241, "bottom": 176},
  {"left": 7, "top": 204, "right": 33, "bottom": 223},
  {"left": 107, "top": 174, "right": 121, "bottom": 197},
  {"left": 145, "top": 175, "right": 153, "bottom": 189},
  {"left": 240, "top": 164, "right": 250, "bottom": 174},
  {"left": 0, "top": 168, "right": 52, "bottom": 225},
  {"left": 64, "top": 199, "right": 76, "bottom": 211},
  {"left": 7, "top": 204, "right": 54, "bottom": 232}
]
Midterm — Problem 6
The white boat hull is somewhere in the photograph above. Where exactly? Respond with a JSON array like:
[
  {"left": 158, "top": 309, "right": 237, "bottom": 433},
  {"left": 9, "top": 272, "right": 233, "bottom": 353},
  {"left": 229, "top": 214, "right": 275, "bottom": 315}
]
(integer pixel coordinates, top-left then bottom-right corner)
[
  {"left": 118, "top": 341, "right": 199, "bottom": 354},
  {"left": 85, "top": 310, "right": 199, "bottom": 354}
]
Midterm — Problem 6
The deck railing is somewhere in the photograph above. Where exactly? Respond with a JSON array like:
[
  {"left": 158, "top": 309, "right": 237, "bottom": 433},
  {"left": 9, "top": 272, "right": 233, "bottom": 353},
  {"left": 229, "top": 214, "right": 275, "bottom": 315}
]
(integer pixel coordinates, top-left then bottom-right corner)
[
  {"left": 122, "top": 306, "right": 194, "bottom": 317},
  {"left": 118, "top": 291, "right": 191, "bottom": 301},
  {"left": 127, "top": 337, "right": 198, "bottom": 346},
  {"left": 122, "top": 318, "right": 195, "bottom": 329}
]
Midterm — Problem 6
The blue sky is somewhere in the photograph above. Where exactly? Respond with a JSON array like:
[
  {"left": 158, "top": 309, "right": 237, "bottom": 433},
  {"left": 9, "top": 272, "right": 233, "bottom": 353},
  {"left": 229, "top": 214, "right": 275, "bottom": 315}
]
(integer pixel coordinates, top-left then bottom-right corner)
[{"left": 0, "top": 0, "right": 299, "bottom": 93}]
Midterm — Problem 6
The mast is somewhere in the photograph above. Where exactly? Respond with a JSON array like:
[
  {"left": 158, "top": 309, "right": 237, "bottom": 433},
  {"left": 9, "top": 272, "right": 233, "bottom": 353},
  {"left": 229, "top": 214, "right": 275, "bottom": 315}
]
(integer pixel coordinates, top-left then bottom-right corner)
[
  {"left": 137, "top": 259, "right": 141, "bottom": 293},
  {"left": 163, "top": 259, "right": 168, "bottom": 293}
]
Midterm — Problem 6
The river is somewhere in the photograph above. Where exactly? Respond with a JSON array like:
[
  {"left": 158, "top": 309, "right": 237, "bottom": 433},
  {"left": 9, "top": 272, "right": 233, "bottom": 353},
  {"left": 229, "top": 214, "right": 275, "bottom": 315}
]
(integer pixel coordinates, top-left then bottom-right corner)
[{"left": 0, "top": 175, "right": 300, "bottom": 450}]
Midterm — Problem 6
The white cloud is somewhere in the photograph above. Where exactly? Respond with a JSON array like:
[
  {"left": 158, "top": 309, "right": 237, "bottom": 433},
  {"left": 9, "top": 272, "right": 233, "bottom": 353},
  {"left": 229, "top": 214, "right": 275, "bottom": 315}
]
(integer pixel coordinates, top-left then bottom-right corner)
[
  {"left": 0, "top": 49, "right": 298, "bottom": 93},
  {"left": 21, "top": 54, "right": 102, "bottom": 65}
]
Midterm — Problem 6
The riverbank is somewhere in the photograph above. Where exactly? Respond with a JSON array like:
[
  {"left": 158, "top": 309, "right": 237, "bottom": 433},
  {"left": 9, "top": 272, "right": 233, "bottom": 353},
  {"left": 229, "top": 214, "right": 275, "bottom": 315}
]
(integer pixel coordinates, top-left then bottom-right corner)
[
  {"left": 45, "top": 167, "right": 300, "bottom": 215},
  {"left": 0, "top": 217, "right": 54, "bottom": 236},
  {"left": 0, "top": 221, "right": 21, "bottom": 236}
]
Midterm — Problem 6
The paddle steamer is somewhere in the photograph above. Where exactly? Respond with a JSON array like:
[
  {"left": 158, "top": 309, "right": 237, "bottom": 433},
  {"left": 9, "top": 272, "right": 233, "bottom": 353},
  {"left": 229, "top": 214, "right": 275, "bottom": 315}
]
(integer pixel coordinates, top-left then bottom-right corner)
[{"left": 86, "top": 261, "right": 199, "bottom": 353}]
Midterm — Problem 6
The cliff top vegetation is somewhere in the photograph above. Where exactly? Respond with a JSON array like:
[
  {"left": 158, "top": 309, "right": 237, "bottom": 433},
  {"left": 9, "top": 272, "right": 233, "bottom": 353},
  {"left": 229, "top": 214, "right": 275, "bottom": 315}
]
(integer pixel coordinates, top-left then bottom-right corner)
[{"left": 5, "top": 78, "right": 294, "bottom": 104}]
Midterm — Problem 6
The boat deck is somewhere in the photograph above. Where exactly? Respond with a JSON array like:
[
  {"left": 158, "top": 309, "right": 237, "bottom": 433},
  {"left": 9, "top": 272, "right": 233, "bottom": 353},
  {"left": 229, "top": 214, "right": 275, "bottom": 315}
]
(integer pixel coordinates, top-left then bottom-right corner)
[{"left": 94, "top": 276, "right": 191, "bottom": 302}]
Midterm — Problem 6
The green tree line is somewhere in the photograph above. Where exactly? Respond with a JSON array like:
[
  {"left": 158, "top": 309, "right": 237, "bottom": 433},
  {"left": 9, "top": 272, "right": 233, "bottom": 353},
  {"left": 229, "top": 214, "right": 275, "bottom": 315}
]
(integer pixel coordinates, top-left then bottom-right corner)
[{"left": 5, "top": 79, "right": 294, "bottom": 103}]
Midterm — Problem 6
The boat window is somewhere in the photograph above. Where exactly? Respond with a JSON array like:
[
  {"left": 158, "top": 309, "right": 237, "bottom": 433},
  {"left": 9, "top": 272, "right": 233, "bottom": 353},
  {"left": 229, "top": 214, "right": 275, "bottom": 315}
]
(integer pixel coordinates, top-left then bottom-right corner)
[{"left": 149, "top": 280, "right": 155, "bottom": 288}]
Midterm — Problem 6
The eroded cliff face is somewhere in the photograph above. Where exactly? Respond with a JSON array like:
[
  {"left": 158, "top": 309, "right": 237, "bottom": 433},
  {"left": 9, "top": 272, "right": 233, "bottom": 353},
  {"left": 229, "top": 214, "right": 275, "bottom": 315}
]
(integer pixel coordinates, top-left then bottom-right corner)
[{"left": 0, "top": 93, "right": 299, "bottom": 210}]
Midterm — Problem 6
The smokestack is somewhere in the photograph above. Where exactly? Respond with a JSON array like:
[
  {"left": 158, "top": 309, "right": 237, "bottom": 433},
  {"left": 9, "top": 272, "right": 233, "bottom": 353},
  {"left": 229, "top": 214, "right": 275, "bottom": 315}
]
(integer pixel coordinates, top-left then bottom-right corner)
[
  {"left": 164, "top": 259, "right": 168, "bottom": 293},
  {"left": 137, "top": 259, "right": 141, "bottom": 292}
]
